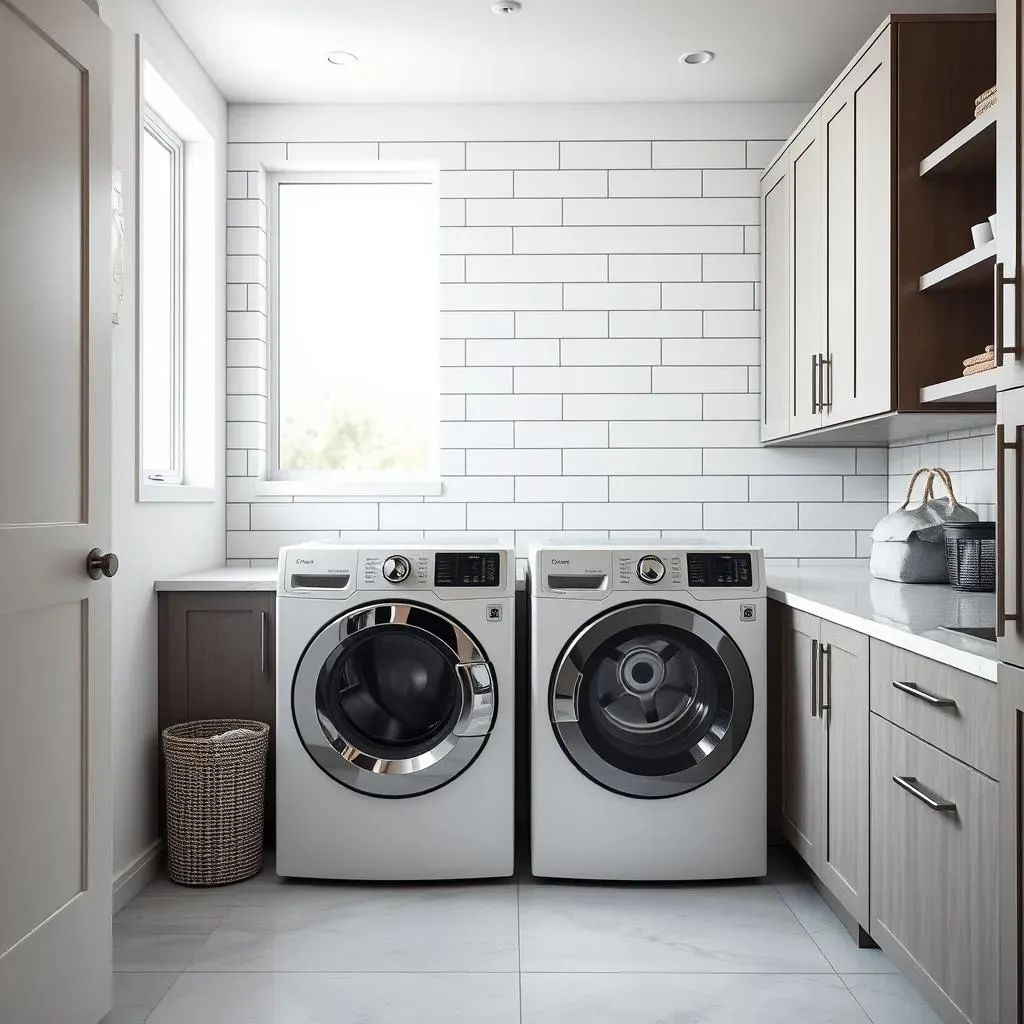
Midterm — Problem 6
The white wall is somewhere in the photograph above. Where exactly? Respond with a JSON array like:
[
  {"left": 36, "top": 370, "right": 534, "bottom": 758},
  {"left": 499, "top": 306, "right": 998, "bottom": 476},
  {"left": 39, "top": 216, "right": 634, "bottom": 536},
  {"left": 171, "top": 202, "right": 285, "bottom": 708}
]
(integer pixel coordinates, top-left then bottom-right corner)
[
  {"left": 225, "top": 103, "right": 888, "bottom": 569},
  {"left": 98, "top": 0, "right": 226, "bottom": 884}
]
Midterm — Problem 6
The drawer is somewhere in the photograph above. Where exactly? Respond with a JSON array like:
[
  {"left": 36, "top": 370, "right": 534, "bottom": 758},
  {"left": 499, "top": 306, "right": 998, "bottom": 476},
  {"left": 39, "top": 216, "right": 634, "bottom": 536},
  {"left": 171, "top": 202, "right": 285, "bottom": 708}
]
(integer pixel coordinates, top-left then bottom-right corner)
[
  {"left": 869, "top": 640, "right": 998, "bottom": 778},
  {"left": 870, "top": 714, "right": 998, "bottom": 1024}
]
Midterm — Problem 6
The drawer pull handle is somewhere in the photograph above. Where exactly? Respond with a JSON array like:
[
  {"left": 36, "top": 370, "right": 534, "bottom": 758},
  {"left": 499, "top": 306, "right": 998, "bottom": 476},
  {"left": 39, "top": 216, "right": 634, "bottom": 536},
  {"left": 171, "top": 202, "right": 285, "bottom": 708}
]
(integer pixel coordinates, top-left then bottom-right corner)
[
  {"left": 260, "top": 611, "right": 268, "bottom": 674},
  {"left": 893, "top": 775, "right": 957, "bottom": 813},
  {"left": 891, "top": 680, "right": 956, "bottom": 708}
]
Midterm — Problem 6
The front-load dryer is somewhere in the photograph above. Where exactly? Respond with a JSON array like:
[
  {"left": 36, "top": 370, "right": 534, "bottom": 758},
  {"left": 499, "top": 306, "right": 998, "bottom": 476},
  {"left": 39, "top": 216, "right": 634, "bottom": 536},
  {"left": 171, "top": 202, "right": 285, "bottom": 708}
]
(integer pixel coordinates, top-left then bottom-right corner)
[
  {"left": 530, "top": 544, "right": 766, "bottom": 881},
  {"left": 276, "top": 543, "right": 515, "bottom": 880}
]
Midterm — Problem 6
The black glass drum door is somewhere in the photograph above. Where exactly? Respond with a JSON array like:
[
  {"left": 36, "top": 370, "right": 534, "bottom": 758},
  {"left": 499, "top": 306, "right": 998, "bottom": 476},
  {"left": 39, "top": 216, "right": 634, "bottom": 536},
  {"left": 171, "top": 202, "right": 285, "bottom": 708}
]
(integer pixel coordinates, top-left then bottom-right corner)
[
  {"left": 293, "top": 603, "right": 496, "bottom": 797},
  {"left": 551, "top": 602, "right": 753, "bottom": 798}
]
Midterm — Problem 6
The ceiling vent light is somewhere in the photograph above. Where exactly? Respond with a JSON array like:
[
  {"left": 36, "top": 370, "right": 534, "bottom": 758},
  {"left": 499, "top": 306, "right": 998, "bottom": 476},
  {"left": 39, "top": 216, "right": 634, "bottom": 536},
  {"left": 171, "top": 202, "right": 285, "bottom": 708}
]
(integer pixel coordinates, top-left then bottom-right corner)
[
  {"left": 491, "top": 1, "right": 522, "bottom": 14},
  {"left": 680, "top": 50, "right": 715, "bottom": 65},
  {"left": 326, "top": 51, "right": 359, "bottom": 66}
]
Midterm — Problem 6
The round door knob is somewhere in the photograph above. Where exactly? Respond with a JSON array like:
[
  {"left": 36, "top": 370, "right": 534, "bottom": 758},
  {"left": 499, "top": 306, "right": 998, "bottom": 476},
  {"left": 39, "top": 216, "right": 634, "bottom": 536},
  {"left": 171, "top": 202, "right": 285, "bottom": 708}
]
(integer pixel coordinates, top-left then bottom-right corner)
[
  {"left": 637, "top": 555, "right": 665, "bottom": 584},
  {"left": 86, "top": 548, "right": 119, "bottom": 580},
  {"left": 382, "top": 555, "right": 411, "bottom": 584}
]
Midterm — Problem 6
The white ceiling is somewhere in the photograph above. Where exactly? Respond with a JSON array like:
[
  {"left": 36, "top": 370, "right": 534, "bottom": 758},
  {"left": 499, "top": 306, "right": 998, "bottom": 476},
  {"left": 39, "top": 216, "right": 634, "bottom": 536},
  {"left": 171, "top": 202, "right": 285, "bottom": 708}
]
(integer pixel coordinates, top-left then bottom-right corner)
[{"left": 156, "top": 0, "right": 995, "bottom": 105}]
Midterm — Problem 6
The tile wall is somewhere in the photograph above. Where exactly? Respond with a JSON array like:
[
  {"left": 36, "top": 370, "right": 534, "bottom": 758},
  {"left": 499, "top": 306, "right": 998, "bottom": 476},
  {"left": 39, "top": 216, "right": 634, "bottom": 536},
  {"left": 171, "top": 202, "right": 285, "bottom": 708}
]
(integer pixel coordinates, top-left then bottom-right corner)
[{"left": 224, "top": 106, "right": 889, "bottom": 568}]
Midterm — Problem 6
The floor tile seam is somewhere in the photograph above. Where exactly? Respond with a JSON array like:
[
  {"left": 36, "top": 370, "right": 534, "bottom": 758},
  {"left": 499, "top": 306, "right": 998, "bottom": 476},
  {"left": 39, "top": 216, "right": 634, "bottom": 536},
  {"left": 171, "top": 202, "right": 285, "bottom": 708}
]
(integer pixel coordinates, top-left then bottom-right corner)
[
  {"left": 835, "top": 972, "right": 880, "bottom": 1024},
  {"left": 772, "top": 882, "right": 843, "bottom": 976},
  {"left": 173, "top": 968, "right": 845, "bottom": 976},
  {"left": 140, "top": 969, "right": 184, "bottom": 1024}
]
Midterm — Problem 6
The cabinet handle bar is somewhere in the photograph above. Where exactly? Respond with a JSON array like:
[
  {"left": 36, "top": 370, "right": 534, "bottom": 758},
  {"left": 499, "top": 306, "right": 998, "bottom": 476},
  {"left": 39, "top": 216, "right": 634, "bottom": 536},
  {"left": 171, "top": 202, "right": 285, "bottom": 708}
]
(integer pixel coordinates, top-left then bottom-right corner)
[
  {"left": 893, "top": 775, "right": 957, "bottom": 813},
  {"left": 891, "top": 679, "right": 956, "bottom": 708}
]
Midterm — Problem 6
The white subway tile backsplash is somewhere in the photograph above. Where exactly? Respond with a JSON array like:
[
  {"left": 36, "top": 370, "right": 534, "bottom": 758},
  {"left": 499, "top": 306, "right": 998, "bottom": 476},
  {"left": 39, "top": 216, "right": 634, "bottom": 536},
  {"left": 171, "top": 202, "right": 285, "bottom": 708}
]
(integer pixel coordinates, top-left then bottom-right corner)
[
  {"left": 225, "top": 120, "right": 878, "bottom": 561},
  {"left": 467, "top": 254, "right": 607, "bottom": 282},
  {"left": 653, "top": 141, "right": 746, "bottom": 168},
  {"left": 467, "top": 198, "right": 562, "bottom": 226},
  {"left": 514, "top": 421, "right": 608, "bottom": 448},
  {"left": 608, "top": 170, "right": 702, "bottom": 197},
  {"left": 515, "top": 366, "right": 649, "bottom": 393},
  {"left": 468, "top": 141, "right": 558, "bottom": 169},
  {"left": 465, "top": 338, "right": 560, "bottom": 366},
  {"left": 559, "top": 338, "right": 662, "bottom": 366},
  {"left": 562, "top": 393, "right": 701, "bottom": 420},
  {"left": 609, "top": 254, "right": 702, "bottom": 282},
  {"left": 746, "top": 140, "right": 784, "bottom": 169},
  {"left": 514, "top": 170, "right": 608, "bottom": 198},
  {"left": 563, "top": 283, "right": 660, "bottom": 310},
  {"left": 561, "top": 141, "right": 652, "bottom": 169}
]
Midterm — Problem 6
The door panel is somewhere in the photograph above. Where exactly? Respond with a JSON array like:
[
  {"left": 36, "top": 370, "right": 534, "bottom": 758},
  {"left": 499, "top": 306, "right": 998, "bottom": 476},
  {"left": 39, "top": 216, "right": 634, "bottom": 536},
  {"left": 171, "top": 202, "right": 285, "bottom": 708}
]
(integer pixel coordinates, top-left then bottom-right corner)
[
  {"left": 820, "top": 620, "right": 869, "bottom": 923},
  {"left": 850, "top": 35, "right": 893, "bottom": 420},
  {"left": 790, "top": 121, "right": 824, "bottom": 436},
  {"left": 779, "top": 607, "right": 823, "bottom": 868},
  {"left": 761, "top": 158, "right": 791, "bottom": 441},
  {"left": 999, "top": 386, "right": 1024, "bottom": 671},
  {"left": 999, "top": 662, "right": 1024, "bottom": 1024},
  {"left": 0, "top": 0, "right": 112, "bottom": 1021}
]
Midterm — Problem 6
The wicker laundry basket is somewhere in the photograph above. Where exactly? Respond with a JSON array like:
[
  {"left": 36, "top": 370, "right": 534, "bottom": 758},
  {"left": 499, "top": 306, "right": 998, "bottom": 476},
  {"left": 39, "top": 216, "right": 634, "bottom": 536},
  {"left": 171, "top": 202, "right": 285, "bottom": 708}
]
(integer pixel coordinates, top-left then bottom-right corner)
[{"left": 162, "top": 719, "right": 269, "bottom": 886}]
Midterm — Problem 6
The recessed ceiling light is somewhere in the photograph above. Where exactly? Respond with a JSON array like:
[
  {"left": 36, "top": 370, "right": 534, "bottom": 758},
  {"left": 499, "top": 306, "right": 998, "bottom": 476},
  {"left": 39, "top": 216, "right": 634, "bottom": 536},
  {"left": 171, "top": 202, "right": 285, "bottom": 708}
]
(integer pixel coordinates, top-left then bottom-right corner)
[
  {"left": 326, "top": 51, "right": 359, "bottom": 66},
  {"left": 491, "top": 1, "right": 522, "bottom": 14},
  {"left": 679, "top": 50, "right": 715, "bottom": 65}
]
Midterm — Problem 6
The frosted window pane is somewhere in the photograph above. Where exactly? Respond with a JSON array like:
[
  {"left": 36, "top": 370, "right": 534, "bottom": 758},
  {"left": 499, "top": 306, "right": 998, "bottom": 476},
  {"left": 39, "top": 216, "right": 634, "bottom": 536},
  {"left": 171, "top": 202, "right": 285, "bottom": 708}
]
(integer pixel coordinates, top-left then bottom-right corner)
[{"left": 276, "top": 181, "right": 437, "bottom": 476}]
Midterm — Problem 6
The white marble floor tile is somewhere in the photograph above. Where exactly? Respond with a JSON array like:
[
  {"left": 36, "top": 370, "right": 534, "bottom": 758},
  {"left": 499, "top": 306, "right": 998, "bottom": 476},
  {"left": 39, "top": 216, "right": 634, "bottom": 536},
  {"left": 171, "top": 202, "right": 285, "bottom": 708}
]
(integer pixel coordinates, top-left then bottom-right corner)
[
  {"left": 520, "top": 972, "right": 872, "bottom": 1023},
  {"left": 518, "top": 883, "right": 834, "bottom": 973},
  {"left": 147, "top": 971, "right": 521, "bottom": 1024},
  {"left": 777, "top": 884, "right": 897, "bottom": 974},
  {"left": 842, "top": 974, "right": 945, "bottom": 1024},
  {"left": 113, "top": 919, "right": 215, "bottom": 972},
  {"left": 100, "top": 973, "right": 178, "bottom": 1024},
  {"left": 190, "top": 884, "right": 520, "bottom": 972}
]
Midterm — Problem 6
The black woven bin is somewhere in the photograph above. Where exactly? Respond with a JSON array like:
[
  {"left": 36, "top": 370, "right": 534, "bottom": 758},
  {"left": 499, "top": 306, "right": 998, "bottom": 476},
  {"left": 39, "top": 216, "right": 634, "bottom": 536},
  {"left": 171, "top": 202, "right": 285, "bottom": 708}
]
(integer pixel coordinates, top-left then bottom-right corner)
[
  {"left": 944, "top": 521, "right": 996, "bottom": 592},
  {"left": 162, "top": 719, "right": 270, "bottom": 886}
]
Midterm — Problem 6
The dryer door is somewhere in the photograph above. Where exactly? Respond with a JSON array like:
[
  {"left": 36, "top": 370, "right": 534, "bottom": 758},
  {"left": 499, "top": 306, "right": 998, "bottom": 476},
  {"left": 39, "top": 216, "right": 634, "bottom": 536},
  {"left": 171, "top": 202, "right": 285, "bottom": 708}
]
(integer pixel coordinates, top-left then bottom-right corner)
[
  {"left": 293, "top": 602, "right": 497, "bottom": 797},
  {"left": 550, "top": 601, "right": 754, "bottom": 799}
]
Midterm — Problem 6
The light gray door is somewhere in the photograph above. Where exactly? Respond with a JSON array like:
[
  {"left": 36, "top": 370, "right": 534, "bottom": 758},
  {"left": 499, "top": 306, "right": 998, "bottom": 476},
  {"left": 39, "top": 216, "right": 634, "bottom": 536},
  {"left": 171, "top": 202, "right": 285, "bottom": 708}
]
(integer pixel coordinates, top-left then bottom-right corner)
[{"left": 0, "top": 0, "right": 113, "bottom": 1021}]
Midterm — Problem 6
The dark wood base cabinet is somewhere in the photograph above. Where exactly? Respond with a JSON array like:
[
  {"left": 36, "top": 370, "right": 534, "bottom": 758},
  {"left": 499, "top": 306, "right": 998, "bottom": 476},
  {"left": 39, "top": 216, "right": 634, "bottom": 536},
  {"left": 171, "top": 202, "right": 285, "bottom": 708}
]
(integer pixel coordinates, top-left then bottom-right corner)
[{"left": 157, "top": 591, "right": 276, "bottom": 833}]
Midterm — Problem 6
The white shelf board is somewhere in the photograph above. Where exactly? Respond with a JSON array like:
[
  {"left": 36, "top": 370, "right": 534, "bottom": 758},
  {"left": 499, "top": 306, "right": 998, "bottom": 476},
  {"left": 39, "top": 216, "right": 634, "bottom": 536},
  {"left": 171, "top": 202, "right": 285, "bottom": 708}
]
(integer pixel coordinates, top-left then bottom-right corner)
[
  {"left": 919, "top": 240, "right": 997, "bottom": 291},
  {"left": 919, "top": 107, "right": 997, "bottom": 177},
  {"left": 919, "top": 367, "right": 999, "bottom": 405}
]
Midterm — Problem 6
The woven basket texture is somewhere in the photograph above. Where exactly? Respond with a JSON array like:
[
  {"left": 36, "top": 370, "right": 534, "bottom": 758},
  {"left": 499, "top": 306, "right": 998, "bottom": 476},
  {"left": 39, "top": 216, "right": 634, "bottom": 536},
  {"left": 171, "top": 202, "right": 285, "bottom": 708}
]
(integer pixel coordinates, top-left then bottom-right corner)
[{"left": 162, "top": 719, "right": 269, "bottom": 887}]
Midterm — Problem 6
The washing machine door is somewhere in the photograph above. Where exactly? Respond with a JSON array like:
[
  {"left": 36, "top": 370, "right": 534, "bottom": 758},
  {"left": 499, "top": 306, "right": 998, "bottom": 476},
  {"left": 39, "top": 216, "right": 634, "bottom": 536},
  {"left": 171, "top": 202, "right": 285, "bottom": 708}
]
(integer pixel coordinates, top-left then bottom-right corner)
[
  {"left": 293, "top": 602, "right": 497, "bottom": 798},
  {"left": 550, "top": 601, "right": 754, "bottom": 799}
]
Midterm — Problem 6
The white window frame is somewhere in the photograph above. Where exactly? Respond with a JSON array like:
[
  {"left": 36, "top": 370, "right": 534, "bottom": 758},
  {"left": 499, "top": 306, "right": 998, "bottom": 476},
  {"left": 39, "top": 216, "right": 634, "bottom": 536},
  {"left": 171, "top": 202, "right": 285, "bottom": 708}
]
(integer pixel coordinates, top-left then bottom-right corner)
[
  {"left": 264, "top": 167, "right": 442, "bottom": 497},
  {"left": 139, "top": 105, "right": 185, "bottom": 487}
]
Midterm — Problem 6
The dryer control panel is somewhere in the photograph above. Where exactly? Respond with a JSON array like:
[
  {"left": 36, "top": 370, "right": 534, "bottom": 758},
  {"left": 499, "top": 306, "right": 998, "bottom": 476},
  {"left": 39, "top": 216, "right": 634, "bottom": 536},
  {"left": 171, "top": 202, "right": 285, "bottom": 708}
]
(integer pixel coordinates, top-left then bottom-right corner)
[{"left": 687, "top": 552, "right": 753, "bottom": 588}]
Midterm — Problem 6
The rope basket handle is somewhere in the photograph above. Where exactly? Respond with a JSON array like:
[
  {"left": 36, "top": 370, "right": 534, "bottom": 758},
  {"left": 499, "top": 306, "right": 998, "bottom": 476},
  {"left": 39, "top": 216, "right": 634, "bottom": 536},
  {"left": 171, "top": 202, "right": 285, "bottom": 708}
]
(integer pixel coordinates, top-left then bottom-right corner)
[
  {"left": 927, "top": 467, "right": 964, "bottom": 509},
  {"left": 899, "top": 468, "right": 937, "bottom": 510}
]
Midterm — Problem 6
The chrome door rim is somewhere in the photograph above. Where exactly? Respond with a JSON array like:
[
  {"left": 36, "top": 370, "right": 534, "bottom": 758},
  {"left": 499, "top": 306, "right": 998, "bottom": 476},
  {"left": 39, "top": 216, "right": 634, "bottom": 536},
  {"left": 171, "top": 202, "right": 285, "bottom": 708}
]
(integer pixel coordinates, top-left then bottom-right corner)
[
  {"left": 293, "top": 602, "right": 497, "bottom": 798},
  {"left": 550, "top": 601, "right": 754, "bottom": 799}
]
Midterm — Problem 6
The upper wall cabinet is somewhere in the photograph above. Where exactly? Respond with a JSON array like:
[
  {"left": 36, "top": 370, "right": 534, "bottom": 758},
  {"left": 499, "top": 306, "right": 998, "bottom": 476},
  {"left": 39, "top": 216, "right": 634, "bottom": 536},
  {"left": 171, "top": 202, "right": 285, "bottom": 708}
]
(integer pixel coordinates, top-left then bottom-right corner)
[{"left": 761, "top": 16, "right": 997, "bottom": 446}]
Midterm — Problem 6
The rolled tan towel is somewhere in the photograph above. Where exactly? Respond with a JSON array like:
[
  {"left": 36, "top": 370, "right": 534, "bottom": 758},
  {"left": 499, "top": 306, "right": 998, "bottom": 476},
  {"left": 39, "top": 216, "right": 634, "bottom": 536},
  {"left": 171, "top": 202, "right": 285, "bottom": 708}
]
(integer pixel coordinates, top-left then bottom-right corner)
[
  {"left": 964, "top": 347, "right": 995, "bottom": 368},
  {"left": 976, "top": 85, "right": 997, "bottom": 105},
  {"left": 976, "top": 97, "right": 997, "bottom": 117},
  {"left": 964, "top": 359, "right": 996, "bottom": 376}
]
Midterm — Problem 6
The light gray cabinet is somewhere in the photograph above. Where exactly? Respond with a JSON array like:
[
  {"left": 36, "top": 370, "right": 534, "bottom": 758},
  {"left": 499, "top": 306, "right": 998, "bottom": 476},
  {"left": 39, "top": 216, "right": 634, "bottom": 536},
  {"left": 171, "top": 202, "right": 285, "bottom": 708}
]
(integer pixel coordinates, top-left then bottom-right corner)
[
  {"left": 870, "top": 714, "right": 999, "bottom": 1024},
  {"left": 778, "top": 606, "right": 869, "bottom": 923},
  {"left": 1000, "top": 662, "right": 1024, "bottom": 1024},
  {"left": 761, "top": 155, "right": 791, "bottom": 442}
]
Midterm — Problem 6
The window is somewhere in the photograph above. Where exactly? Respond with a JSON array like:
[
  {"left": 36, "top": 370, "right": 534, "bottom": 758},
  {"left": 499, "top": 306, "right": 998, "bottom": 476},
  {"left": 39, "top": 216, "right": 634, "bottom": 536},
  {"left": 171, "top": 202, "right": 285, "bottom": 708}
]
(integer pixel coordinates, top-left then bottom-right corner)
[
  {"left": 269, "top": 170, "right": 440, "bottom": 488},
  {"left": 139, "top": 107, "right": 184, "bottom": 484}
]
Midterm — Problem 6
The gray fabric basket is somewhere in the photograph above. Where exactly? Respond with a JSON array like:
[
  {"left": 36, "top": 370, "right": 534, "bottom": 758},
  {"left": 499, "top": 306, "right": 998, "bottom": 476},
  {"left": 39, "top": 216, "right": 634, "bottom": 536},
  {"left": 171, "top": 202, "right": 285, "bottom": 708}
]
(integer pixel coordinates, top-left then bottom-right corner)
[{"left": 162, "top": 719, "right": 269, "bottom": 887}]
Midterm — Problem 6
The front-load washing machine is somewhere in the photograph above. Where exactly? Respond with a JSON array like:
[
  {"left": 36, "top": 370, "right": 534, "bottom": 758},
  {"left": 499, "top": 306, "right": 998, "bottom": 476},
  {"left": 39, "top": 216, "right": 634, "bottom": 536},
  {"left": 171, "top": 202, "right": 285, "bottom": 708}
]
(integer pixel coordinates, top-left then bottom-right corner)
[
  {"left": 530, "top": 544, "right": 766, "bottom": 881},
  {"left": 276, "top": 543, "right": 515, "bottom": 880}
]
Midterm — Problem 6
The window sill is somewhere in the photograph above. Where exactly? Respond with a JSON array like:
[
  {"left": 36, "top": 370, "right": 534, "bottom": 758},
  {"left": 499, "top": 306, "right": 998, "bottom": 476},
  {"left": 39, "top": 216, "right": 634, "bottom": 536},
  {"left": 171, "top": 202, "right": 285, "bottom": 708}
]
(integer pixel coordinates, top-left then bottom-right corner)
[
  {"left": 255, "top": 478, "right": 444, "bottom": 498},
  {"left": 139, "top": 482, "right": 217, "bottom": 504}
]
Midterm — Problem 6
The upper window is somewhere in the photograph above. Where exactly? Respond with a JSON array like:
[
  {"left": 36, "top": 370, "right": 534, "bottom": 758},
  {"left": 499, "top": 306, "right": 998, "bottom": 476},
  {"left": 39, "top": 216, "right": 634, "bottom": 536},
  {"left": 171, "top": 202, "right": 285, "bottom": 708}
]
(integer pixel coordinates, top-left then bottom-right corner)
[
  {"left": 139, "top": 107, "right": 184, "bottom": 484},
  {"left": 269, "top": 170, "right": 440, "bottom": 487}
]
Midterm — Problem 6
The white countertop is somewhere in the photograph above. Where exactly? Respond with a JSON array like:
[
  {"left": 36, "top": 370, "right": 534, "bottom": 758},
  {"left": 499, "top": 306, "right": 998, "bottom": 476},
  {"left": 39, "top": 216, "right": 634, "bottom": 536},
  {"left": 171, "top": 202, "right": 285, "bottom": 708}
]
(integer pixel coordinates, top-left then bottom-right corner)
[
  {"left": 767, "top": 567, "right": 997, "bottom": 682},
  {"left": 154, "top": 563, "right": 999, "bottom": 680},
  {"left": 154, "top": 567, "right": 277, "bottom": 591}
]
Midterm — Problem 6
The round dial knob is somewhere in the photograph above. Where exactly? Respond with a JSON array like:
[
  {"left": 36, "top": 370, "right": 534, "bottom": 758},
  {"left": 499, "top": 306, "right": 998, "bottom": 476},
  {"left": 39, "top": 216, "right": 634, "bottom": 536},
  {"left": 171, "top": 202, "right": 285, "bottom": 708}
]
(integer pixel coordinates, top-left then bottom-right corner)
[
  {"left": 637, "top": 555, "right": 666, "bottom": 584},
  {"left": 382, "top": 555, "right": 411, "bottom": 584}
]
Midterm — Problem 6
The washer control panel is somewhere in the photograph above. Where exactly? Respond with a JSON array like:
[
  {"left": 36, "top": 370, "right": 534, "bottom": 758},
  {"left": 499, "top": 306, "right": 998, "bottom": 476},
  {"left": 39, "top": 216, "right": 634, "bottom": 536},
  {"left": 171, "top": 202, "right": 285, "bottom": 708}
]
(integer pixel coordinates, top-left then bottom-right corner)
[
  {"left": 687, "top": 552, "right": 753, "bottom": 588},
  {"left": 434, "top": 552, "right": 501, "bottom": 588},
  {"left": 382, "top": 555, "right": 411, "bottom": 584},
  {"left": 636, "top": 555, "right": 666, "bottom": 584}
]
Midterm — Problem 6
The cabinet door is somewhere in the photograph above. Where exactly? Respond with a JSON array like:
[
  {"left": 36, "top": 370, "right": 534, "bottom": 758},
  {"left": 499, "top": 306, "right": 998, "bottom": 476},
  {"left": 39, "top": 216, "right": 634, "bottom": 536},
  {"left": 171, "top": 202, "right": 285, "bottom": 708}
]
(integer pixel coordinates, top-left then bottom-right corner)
[
  {"left": 779, "top": 607, "right": 824, "bottom": 868},
  {"left": 871, "top": 715, "right": 999, "bottom": 1024},
  {"left": 161, "top": 593, "right": 275, "bottom": 729},
  {"left": 1000, "top": 662, "right": 1024, "bottom": 1024},
  {"left": 789, "top": 119, "right": 824, "bottom": 435},
  {"left": 819, "top": 620, "right": 869, "bottom": 923},
  {"left": 822, "top": 30, "right": 892, "bottom": 425},
  {"left": 999, "top": 386, "right": 1024, "bottom": 671},
  {"left": 761, "top": 156, "right": 791, "bottom": 441}
]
